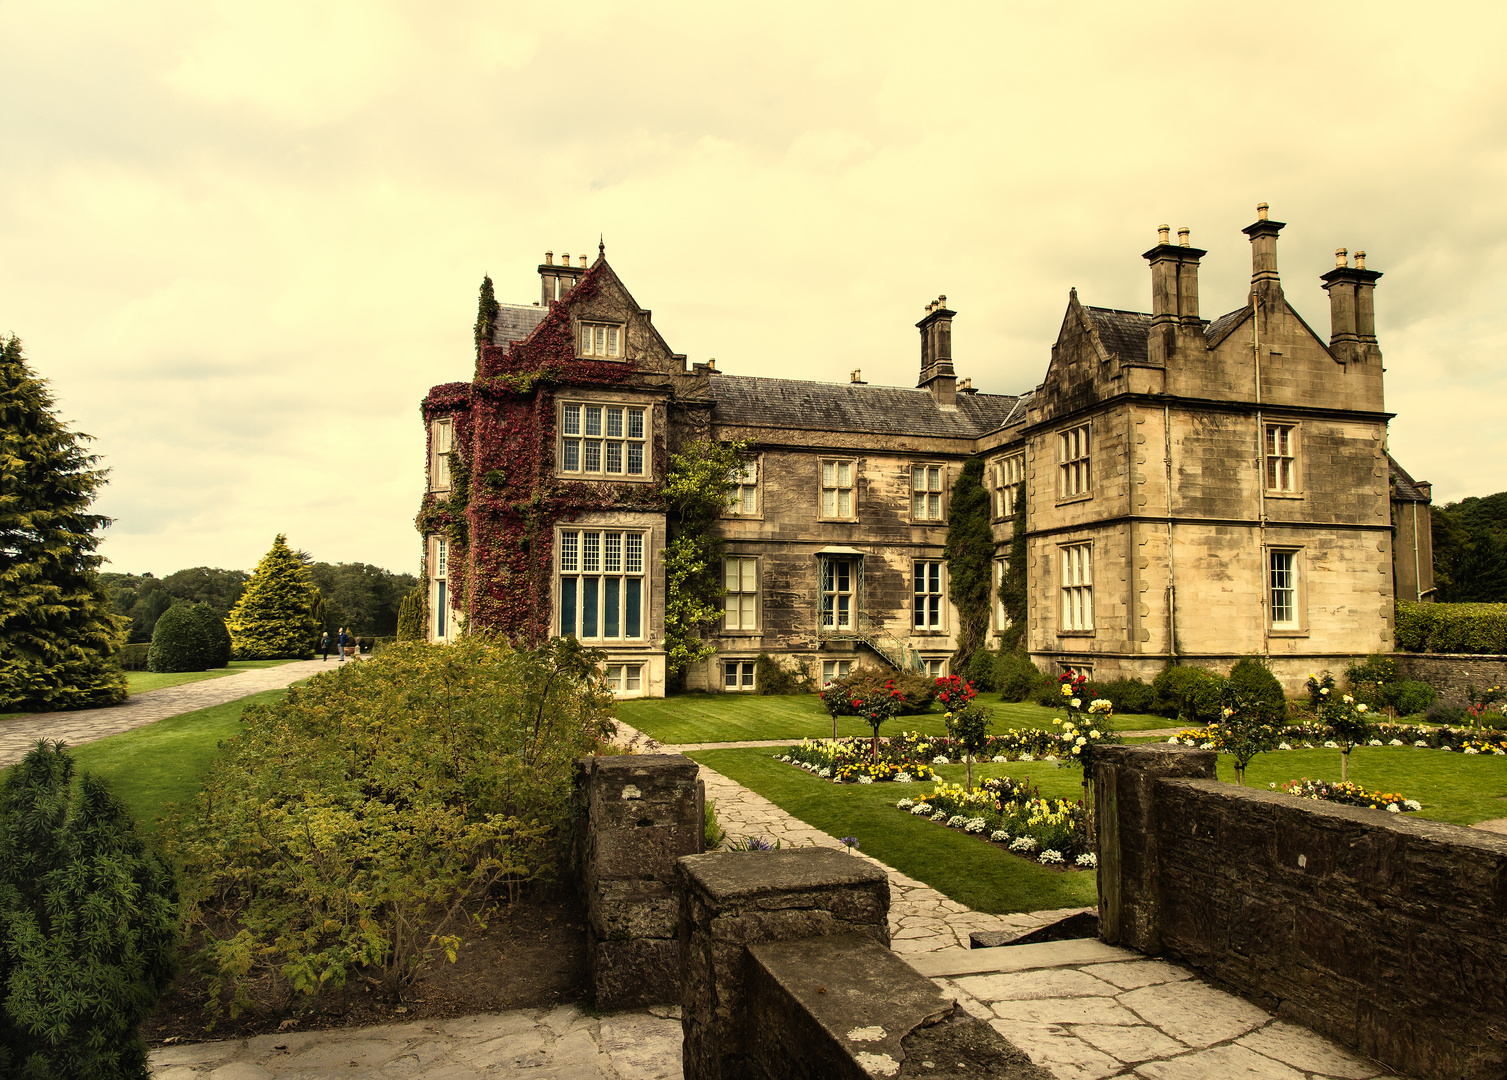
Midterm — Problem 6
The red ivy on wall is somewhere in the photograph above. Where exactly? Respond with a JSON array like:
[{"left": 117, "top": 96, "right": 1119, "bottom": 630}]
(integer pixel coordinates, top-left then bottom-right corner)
[{"left": 415, "top": 265, "right": 666, "bottom": 646}]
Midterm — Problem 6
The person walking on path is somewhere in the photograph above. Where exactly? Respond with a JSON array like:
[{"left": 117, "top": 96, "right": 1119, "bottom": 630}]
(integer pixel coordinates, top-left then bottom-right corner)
[
  {"left": 319, "top": 631, "right": 331, "bottom": 661},
  {"left": 337, "top": 627, "right": 348, "bottom": 663}
]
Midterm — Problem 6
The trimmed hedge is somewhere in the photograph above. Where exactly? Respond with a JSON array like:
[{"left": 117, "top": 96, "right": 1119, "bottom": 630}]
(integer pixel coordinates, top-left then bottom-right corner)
[
  {"left": 1396, "top": 600, "right": 1507, "bottom": 654},
  {"left": 148, "top": 604, "right": 213, "bottom": 673},
  {"left": 117, "top": 643, "right": 150, "bottom": 671}
]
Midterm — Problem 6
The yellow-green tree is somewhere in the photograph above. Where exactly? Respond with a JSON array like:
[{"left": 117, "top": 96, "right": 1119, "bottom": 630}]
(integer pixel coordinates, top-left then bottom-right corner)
[{"left": 226, "top": 535, "right": 318, "bottom": 659}]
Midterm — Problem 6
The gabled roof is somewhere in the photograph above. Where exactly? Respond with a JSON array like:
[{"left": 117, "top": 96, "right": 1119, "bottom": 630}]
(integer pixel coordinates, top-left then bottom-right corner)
[
  {"left": 707, "top": 374, "right": 1018, "bottom": 439},
  {"left": 1084, "top": 307, "right": 1151, "bottom": 362},
  {"left": 1205, "top": 305, "right": 1251, "bottom": 348},
  {"left": 492, "top": 304, "right": 547, "bottom": 346},
  {"left": 1388, "top": 454, "right": 1430, "bottom": 502}
]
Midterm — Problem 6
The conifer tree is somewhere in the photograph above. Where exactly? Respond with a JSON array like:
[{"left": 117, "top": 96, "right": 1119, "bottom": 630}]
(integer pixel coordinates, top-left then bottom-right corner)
[
  {"left": 226, "top": 535, "right": 318, "bottom": 659},
  {"left": 0, "top": 336, "right": 127, "bottom": 711},
  {"left": 396, "top": 586, "right": 426, "bottom": 641},
  {"left": 473, "top": 274, "right": 500, "bottom": 375}
]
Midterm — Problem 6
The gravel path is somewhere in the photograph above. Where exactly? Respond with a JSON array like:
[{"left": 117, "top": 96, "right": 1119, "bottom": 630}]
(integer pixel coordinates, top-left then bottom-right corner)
[{"left": 0, "top": 657, "right": 337, "bottom": 767}]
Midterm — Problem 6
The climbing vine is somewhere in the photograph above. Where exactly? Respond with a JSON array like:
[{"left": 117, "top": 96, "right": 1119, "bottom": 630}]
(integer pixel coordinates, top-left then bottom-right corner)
[
  {"left": 944, "top": 458, "right": 993, "bottom": 673},
  {"left": 998, "top": 493, "right": 1027, "bottom": 652}
]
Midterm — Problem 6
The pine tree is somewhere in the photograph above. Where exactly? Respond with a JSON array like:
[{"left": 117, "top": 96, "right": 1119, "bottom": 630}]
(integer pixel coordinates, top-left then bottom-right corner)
[
  {"left": 0, "top": 337, "right": 127, "bottom": 711},
  {"left": 396, "top": 587, "right": 427, "bottom": 641},
  {"left": 226, "top": 535, "right": 318, "bottom": 659},
  {"left": 474, "top": 274, "right": 500, "bottom": 375}
]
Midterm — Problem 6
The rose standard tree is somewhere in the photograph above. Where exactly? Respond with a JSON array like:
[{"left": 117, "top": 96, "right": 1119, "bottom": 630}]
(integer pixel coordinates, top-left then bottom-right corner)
[{"left": 0, "top": 337, "right": 127, "bottom": 711}]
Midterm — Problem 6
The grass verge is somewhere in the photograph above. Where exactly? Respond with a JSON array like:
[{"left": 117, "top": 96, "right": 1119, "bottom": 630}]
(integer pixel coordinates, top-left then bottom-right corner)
[
  {"left": 60, "top": 687, "right": 294, "bottom": 842},
  {"left": 688, "top": 746, "right": 1099, "bottom": 915},
  {"left": 618, "top": 693, "right": 1170, "bottom": 745},
  {"left": 126, "top": 658, "right": 298, "bottom": 695}
]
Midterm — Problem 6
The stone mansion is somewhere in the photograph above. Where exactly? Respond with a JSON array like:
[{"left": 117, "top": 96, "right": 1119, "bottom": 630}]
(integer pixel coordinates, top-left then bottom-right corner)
[{"left": 417, "top": 205, "right": 1433, "bottom": 696}]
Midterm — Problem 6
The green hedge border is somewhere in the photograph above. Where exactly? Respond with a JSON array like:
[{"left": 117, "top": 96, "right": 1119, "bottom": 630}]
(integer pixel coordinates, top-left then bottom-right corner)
[{"left": 1396, "top": 601, "right": 1507, "bottom": 655}]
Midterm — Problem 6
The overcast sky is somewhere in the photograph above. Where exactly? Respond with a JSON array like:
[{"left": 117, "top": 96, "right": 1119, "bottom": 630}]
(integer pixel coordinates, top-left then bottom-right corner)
[{"left": 2, "top": 1, "right": 1504, "bottom": 578}]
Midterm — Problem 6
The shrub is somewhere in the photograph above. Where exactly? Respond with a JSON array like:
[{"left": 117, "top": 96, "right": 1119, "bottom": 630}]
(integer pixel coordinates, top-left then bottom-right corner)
[
  {"left": 1151, "top": 665, "right": 1224, "bottom": 723},
  {"left": 1226, "top": 657, "right": 1286, "bottom": 722},
  {"left": 395, "top": 588, "right": 426, "bottom": 642},
  {"left": 821, "top": 666, "right": 935, "bottom": 716},
  {"left": 964, "top": 648, "right": 998, "bottom": 692},
  {"left": 996, "top": 652, "right": 1047, "bottom": 703},
  {"left": 187, "top": 601, "right": 231, "bottom": 668},
  {"left": 755, "top": 653, "right": 811, "bottom": 695},
  {"left": 1395, "top": 600, "right": 1507, "bottom": 654},
  {"left": 1094, "top": 677, "right": 1155, "bottom": 716},
  {"left": 1424, "top": 700, "right": 1467, "bottom": 725},
  {"left": 1394, "top": 680, "right": 1437, "bottom": 717},
  {"left": 0, "top": 741, "right": 177, "bottom": 1078},
  {"left": 167, "top": 635, "right": 615, "bottom": 1019},
  {"left": 117, "top": 642, "right": 150, "bottom": 671},
  {"left": 147, "top": 602, "right": 214, "bottom": 672}
]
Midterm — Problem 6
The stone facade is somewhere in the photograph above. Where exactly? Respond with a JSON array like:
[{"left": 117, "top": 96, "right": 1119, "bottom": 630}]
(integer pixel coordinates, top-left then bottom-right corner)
[{"left": 420, "top": 208, "right": 1432, "bottom": 695}]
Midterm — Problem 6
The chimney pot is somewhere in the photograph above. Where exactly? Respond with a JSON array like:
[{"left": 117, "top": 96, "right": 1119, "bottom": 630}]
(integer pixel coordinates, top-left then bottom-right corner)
[
  {"left": 1336, "top": 248, "right": 1348, "bottom": 268},
  {"left": 938, "top": 295, "right": 947, "bottom": 308},
  {"left": 562, "top": 253, "right": 569, "bottom": 265},
  {"left": 578, "top": 255, "right": 586, "bottom": 267},
  {"left": 545, "top": 251, "right": 554, "bottom": 265},
  {"left": 1177, "top": 227, "right": 1190, "bottom": 247},
  {"left": 1354, "top": 250, "right": 1367, "bottom": 269},
  {"left": 1257, "top": 202, "right": 1269, "bottom": 221},
  {"left": 708, "top": 358, "right": 716, "bottom": 371},
  {"left": 1158, "top": 224, "right": 1170, "bottom": 244},
  {"left": 851, "top": 369, "right": 862, "bottom": 383}
]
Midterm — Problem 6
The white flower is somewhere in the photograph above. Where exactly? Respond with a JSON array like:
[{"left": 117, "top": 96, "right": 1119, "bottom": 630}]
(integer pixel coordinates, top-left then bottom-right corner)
[
  {"left": 1405, "top": 799, "right": 1422, "bottom": 811},
  {"left": 1440, "top": 746, "right": 1452, "bottom": 752},
  {"left": 1278, "top": 742, "right": 1292, "bottom": 751},
  {"left": 964, "top": 818, "right": 987, "bottom": 834},
  {"left": 781, "top": 755, "right": 791, "bottom": 762},
  {"left": 932, "top": 755, "right": 951, "bottom": 765},
  {"left": 911, "top": 803, "right": 932, "bottom": 815},
  {"left": 991, "top": 755, "right": 1007, "bottom": 763},
  {"left": 1075, "top": 853, "right": 1097, "bottom": 869},
  {"left": 895, "top": 773, "right": 913, "bottom": 784},
  {"left": 1389, "top": 739, "right": 1404, "bottom": 746},
  {"left": 1269, "top": 782, "right": 1277, "bottom": 789},
  {"left": 1464, "top": 747, "right": 1479, "bottom": 755},
  {"left": 1089, "top": 730, "right": 1101, "bottom": 739},
  {"left": 931, "top": 811, "right": 948, "bottom": 822},
  {"left": 819, "top": 767, "right": 832, "bottom": 778},
  {"left": 858, "top": 774, "right": 874, "bottom": 783},
  {"left": 1200, "top": 741, "right": 1216, "bottom": 750},
  {"left": 1368, "top": 739, "right": 1383, "bottom": 746},
  {"left": 1320, "top": 687, "right": 1330, "bottom": 696},
  {"left": 1019, "top": 753, "right": 1035, "bottom": 762},
  {"left": 1357, "top": 704, "right": 1368, "bottom": 713},
  {"left": 947, "top": 815, "right": 967, "bottom": 829},
  {"left": 1009, "top": 836, "right": 1038, "bottom": 853},
  {"left": 990, "top": 830, "right": 1010, "bottom": 843},
  {"left": 1167, "top": 736, "right": 1180, "bottom": 744},
  {"left": 1039, "top": 850, "right": 1065, "bottom": 865},
  {"left": 1044, "top": 755, "right": 1058, "bottom": 762},
  {"left": 896, "top": 799, "right": 914, "bottom": 810},
  {"left": 1387, "top": 804, "right": 1401, "bottom": 813},
  {"left": 1323, "top": 741, "right": 1338, "bottom": 749},
  {"left": 1414, "top": 740, "right": 1429, "bottom": 747},
  {"left": 1070, "top": 698, "right": 1081, "bottom": 708},
  {"left": 1071, "top": 745, "right": 1082, "bottom": 755}
]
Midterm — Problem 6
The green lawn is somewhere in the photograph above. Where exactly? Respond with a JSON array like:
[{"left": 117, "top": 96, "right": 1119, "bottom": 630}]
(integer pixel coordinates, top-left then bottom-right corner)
[
  {"left": 59, "top": 687, "right": 294, "bottom": 841},
  {"left": 690, "top": 746, "right": 1099, "bottom": 915},
  {"left": 126, "top": 658, "right": 297, "bottom": 695},
  {"left": 618, "top": 692, "right": 1171, "bottom": 745}
]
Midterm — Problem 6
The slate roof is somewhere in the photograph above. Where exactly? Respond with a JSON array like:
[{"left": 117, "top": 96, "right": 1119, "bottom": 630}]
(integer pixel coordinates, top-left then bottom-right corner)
[
  {"left": 707, "top": 374, "right": 1018, "bottom": 439},
  {"left": 1388, "top": 454, "right": 1430, "bottom": 502},
  {"left": 1205, "top": 306, "right": 1250, "bottom": 346},
  {"left": 1084, "top": 307, "right": 1151, "bottom": 361},
  {"left": 492, "top": 304, "right": 547, "bottom": 346}
]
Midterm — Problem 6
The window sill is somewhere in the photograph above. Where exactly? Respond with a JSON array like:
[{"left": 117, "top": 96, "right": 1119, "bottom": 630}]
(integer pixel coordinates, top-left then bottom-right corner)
[
  {"left": 909, "top": 519, "right": 948, "bottom": 527},
  {"left": 575, "top": 355, "right": 629, "bottom": 363},
  {"left": 1056, "top": 493, "right": 1093, "bottom": 506},
  {"left": 1268, "top": 628, "right": 1309, "bottom": 638},
  {"left": 555, "top": 472, "right": 655, "bottom": 484},
  {"left": 910, "top": 628, "right": 949, "bottom": 636},
  {"left": 818, "top": 517, "right": 859, "bottom": 524},
  {"left": 1264, "top": 491, "right": 1305, "bottom": 500},
  {"left": 721, "top": 629, "right": 760, "bottom": 636},
  {"left": 1057, "top": 629, "right": 1096, "bottom": 638},
  {"left": 721, "top": 512, "right": 765, "bottom": 521}
]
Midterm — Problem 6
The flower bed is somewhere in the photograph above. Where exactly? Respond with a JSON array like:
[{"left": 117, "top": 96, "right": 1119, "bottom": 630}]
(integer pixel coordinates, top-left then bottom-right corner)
[
  {"left": 894, "top": 776, "right": 1092, "bottom": 868},
  {"left": 1171, "top": 723, "right": 1507, "bottom": 754},
  {"left": 780, "top": 738, "right": 935, "bottom": 783},
  {"left": 1277, "top": 778, "right": 1421, "bottom": 813}
]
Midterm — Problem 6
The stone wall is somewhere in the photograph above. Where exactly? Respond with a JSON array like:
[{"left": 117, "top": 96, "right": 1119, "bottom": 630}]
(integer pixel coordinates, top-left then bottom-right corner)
[
  {"left": 575, "top": 754, "right": 702, "bottom": 1009},
  {"left": 1095, "top": 744, "right": 1507, "bottom": 1080},
  {"left": 1393, "top": 651, "right": 1507, "bottom": 707}
]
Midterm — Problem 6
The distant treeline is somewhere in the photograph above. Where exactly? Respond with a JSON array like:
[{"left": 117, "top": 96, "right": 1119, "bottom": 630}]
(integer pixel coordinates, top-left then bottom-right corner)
[
  {"left": 1432, "top": 491, "right": 1507, "bottom": 602},
  {"left": 102, "top": 561, "right": 420, "bottom": 643}
]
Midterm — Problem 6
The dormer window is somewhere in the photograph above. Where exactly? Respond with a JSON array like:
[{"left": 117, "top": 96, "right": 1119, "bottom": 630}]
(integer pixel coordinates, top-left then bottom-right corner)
[{"left": 579, "top": 322, "right": 624, "bottom": 359}]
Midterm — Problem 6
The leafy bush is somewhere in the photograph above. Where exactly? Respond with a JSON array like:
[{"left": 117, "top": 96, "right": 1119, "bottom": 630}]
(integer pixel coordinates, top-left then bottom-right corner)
[
  {"left": 1395, "top": 600, "right": 1507, "bottom": 654},
  {"left": 167, "top": 635, "right": 615, "bottom": 1020},
  {"left": 755, "top": 653, "right": 812, "bottom": 695},
  {"left": 188, "top": 601, "right": 231, "bottom": 668},
  {"left": 821, "top": 666, "right": 935, "bottom": 716},
  {"left": 1094, "top": 677, "right": 1155, "bottom": 716},
  {"left": 1425, "top": 700, "right": 1467, "bottom": 725},
  {"left": 1151, "top": 665, "right": 1224, "bottom": 723},
  {"left": 1226, "top": 657, "right": 1286, "bottom": 722},
  {"left": 996, "top": 652, "right": 1047, "bottom": 703},
  {"left": 0, "top": 741, "right": 177, "bottom": 1079},
  {"left": 1394, "top": 680, "right": 1437, "bottom": 717},
  {"left": 964, "top": 648, "right": 998, "bottom": 692},
  {"left": 147, "top": 601, "right": 214, "bottom": 672},
  {"left": 117, "top": 642, "right": 150, "bottom": 671}
]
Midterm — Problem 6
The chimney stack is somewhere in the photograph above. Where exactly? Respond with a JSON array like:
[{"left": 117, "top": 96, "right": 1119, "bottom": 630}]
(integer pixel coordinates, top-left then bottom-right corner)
[
  {"left": 539, "top": 248, "right": 585, "bottom": 305},
  {"left": 1242, "top": 202, "right": 1286, "bottom": 318},
  {"left": 916, "top": 295, "right": 957, "bottom": 406},
  {"left": 1142, "top": 223, "right": 1207, "bottom": 365},
  {"left": 1320, "top": 245, "right": 1383, "bottom": 364}
]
